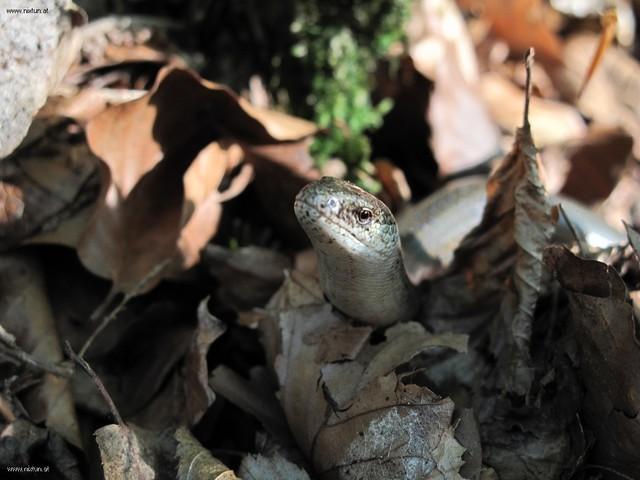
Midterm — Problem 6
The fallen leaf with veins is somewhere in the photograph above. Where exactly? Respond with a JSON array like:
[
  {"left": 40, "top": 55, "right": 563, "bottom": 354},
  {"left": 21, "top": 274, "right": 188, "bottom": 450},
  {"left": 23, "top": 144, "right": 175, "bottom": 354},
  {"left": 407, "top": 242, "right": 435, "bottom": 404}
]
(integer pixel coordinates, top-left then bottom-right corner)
[
  {"left": 547, "top": 246, "right": 640, "bottom": 478},
  {"left": 240, "top": 451, "right": 311, "bottom": 480},
  {"left": 175, "top": 426, "right": 239, "bottom": 480},
  {"left": 96, "top": 425, "right": 155, "bottom": 480},
  {"left": 95, "top": 424, "right": 176, "bottom": 480},
  {"left": 260, "top": 273, "right": 468, "bottom": 479}
]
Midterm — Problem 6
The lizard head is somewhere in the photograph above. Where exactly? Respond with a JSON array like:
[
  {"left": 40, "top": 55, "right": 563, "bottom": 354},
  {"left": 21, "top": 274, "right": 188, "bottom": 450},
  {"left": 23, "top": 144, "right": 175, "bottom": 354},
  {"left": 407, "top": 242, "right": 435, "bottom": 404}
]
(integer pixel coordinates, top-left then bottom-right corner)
[{"left": 294, "top": 177, "right": 399, "bottom": 258}]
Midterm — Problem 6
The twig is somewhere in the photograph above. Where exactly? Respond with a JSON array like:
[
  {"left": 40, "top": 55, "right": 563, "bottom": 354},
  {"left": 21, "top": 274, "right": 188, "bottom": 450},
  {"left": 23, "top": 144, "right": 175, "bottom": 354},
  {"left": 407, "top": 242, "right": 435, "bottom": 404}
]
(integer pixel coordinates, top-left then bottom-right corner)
[
  {"left": 79, "top": 259, "right": 172, "bottom": 357},
  {"left": 65, "top": 341, "right": 124, "bottom": 428},
  {"left": 0, "top": 326, "right": 72, "bottom": 378},
  {"left": 80, "top": 292, "right": 126, "bottom": 358},
  {"left": 523, "top": 48, "right": 535, "bottom": 128}
]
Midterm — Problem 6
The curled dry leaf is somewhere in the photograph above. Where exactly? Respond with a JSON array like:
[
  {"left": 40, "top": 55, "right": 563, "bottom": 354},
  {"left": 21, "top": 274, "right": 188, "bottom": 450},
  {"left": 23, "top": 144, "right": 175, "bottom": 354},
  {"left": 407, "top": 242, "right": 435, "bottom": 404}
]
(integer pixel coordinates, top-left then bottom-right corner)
[
  {"left": 263, "top": 274, "right": 469, "bottom": 479},
  {"left": 0, "top": 254, "right": 81, "bottom": 448},
  {"left": 451, "top": 120, "right": 553, "bottom": 394},
  {"left": 0, "top": 0, "right": 84, "bottom": 158},
  {"left": 175, "top": 426, "right": 239, "bottom": 480},
  {"left": 81, "top": 67, "right": 316, "bottom": 297},
  {"left": 40, "top": 88, "right": 149, "bottom": 124},
  {"left": 547, "top": 246, "right": 640, "bottom": 477},
  {"left": 182, "top": 298, "right": 226, "bottom": 425}
]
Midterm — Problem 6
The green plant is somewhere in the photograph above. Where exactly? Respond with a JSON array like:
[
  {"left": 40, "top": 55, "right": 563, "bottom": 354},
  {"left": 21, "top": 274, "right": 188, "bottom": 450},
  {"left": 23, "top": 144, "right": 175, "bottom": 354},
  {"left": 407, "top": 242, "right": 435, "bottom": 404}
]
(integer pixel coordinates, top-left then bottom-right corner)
[{"left": 284, "top": 0, "right": 411, "bottom": 189}]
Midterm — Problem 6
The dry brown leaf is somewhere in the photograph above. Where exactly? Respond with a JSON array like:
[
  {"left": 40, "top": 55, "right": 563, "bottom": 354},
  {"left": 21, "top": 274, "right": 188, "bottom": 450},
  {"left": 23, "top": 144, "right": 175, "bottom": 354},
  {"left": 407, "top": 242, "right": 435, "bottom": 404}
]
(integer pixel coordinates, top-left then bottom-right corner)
[
  {"left": 182, "top": 298, "right": 226, "bottom": 425},
  {"left": 407, "top": 0, "right": 500, "bottom": 175},
  {"left": 96, "top": 424, "right": 178, "bottom": 479},
  {"left": 263, "top": 270, "right": 469, "bottom": 479},
  {"left": 480, "top": 72, "right": 586, "bottom": 146},
  {"left": 374, "top": 158, "right": 411, "bottom": 210},
  {"left": 246, "top": 141, "right": 320, "bottom": 245},
  {"left": 455, "top": 408, "right": 483, "bottom": 479},
  {"left": 209, "top": 365, "right": 294, "bottom": 448},
  {"left": 482, "top": 0, "right": 563, "bottom": 66},
  {"left": 556, "top": 34, "right": 640, "bottom": 157},
  {"left": 0, "top": 1, "right": 84, "bottom": 158},
  {"left": 560, "top": 127, "right": 632, "bottom": 204},
  {"left": 71, "top": 303, "right": 196, "bottom": 429},
  {"left": 428, "top": 43, "right": 501, "bottom": 174},
  {"left": 0, "top": 118, "right": 102, "bottom": 250},
  {"left": 80, "top": 67, "right": 315, "bottom": 297},
  {"left": 259, "top": 271, "right": 325, "bottom": 367},
  {"left": 451, "top": 100, "right": 554, "bottom": 394},
  {"left": 95, "top": 425, "right": 155, "bottom": 480},
  {"left": 0, "top": 418, "right": 82, "bottom": 478},
  {"left": 203, "top": 244, "right": 292, "bottom": 311},
  {"left": 625, "top": 222, "right": 640, "bottom": 260},
  {"left": 407, "top": 0, "right": 479, "bottom": 84},
  {"left": 267, "top": 270, "right": 325, "bottom": 312},
  {"left": 40, "top": 88, "right": 148, "bottom": 123},
  {"left": 175, "top": 426, "right": 239, "bottom": 480},
  {"left": 76, "top": 15, "right": 178, "bottom": 68},
  {"left": 598, "top": 167, "right": 640, "bottom": 232},
  {"left": 314, "top": 373, "right": 465, "bottom": 479},
  {"left": 0, "top": 254, "right": 81, "bottom": 449},
  {"left": 547, "top": 246, "right": 640, "bottom": 477}
]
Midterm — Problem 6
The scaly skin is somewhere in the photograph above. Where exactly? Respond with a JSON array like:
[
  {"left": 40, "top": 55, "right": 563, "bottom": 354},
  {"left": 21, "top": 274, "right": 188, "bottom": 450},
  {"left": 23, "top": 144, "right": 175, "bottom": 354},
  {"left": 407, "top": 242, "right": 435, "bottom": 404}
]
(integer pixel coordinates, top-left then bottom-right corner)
[
  {"left": 294, "top": 176, "right": 625, "bottom": 327},
  {"left": 294, "top": 177, "right": 418, "bottom": 326}
]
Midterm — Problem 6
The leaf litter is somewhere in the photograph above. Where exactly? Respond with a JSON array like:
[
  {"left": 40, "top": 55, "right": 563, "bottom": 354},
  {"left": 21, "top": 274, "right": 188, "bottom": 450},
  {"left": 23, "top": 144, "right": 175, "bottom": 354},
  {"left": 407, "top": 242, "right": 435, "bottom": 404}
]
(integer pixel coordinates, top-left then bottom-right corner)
[{"left": 1, "top": 1, "right": 639, "bottom": 479}]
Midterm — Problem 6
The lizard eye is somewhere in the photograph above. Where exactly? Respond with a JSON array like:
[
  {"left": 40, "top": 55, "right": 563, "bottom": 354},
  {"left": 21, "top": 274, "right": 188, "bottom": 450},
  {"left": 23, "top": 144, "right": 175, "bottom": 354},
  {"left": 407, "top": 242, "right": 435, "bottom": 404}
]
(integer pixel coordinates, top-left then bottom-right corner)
[{"left": 356, "top": 208, "right": 373, "bottom": 225}]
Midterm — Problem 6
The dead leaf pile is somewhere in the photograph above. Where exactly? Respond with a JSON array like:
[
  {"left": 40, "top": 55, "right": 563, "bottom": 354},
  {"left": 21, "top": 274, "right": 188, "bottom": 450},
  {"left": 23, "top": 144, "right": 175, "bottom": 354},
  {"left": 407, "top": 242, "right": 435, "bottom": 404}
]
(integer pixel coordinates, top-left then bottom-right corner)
[
  {"left": 1, "top": 1, "right": 640, "bottom": 479},
  {"left": 256, "top": 275, "right": 470, "bottom": 479}
]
